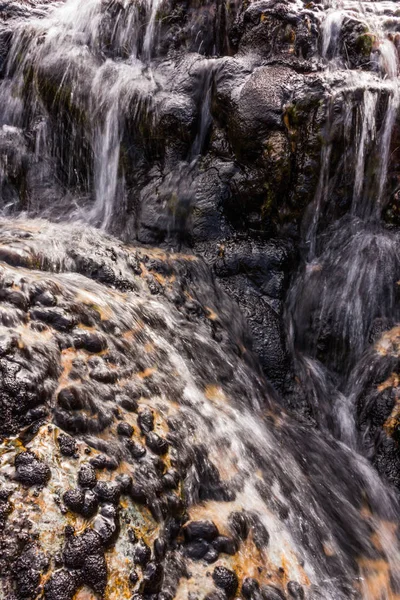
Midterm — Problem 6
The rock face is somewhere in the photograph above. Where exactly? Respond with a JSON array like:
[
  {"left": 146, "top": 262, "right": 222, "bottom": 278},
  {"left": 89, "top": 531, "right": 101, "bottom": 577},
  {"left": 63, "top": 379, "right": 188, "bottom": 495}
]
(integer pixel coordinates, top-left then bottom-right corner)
[
  {"left": 0, "top": 219, "right": 399, "bottom": 600},
  {"left": 1, "top": 2, "right": 400, "bottom": 598},
  {"left": 1, "top": 0, "right": 400, "bottom": 398}
]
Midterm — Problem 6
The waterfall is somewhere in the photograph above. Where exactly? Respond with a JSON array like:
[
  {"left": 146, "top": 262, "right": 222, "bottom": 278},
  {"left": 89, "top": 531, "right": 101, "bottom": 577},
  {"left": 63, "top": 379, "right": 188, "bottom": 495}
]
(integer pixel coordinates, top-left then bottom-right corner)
[{"left": 1, "top": 1, "right": 400, "bottom": 599}]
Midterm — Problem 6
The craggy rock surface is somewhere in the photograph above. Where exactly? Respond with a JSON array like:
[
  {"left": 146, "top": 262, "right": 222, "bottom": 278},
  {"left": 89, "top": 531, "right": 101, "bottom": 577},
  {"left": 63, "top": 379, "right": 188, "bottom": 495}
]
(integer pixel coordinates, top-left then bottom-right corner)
[
  {"left": 1, "top": 0, "right": 400, "bottom": 398},
  {"left": 0, "top": 219, "right": 399, "bottom": 600}
]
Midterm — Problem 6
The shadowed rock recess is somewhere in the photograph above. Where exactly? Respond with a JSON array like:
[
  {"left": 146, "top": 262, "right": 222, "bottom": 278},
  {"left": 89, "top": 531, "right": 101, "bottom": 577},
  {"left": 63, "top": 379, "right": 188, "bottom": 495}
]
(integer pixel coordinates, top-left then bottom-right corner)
[{"left": 1, "top": 0, "right": 400, "bottom": 599}]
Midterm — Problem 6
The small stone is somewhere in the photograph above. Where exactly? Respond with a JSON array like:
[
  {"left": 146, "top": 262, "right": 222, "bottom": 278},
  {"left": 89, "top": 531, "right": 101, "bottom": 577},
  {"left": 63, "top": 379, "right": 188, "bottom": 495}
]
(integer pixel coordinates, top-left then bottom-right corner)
[
  {"left": 184, "top": 520, "right": 219, "bottom": 542},
  {"left": 129, "top": 570, "right": 139, "bottom": 585},
  {"left": 212, "top": 536, "right": 238, "bottom": 555},
  {"left": 262, "top": 585, "right": 285, "bottom": 600},
  {"left": 242, "top": 578, "right": 260, "bottom": 599},
  {"left": 132, "top": 540, "right": 151, "bottom": 566},
  {"left": 90, "top": 454, "right": 119, "bottom": 471},
  {"left": 15, "top": 451, "right": 51, "bottom": 487},
  {"left": 204, "top": 548, "right": 219, "bottom": 563},
  {"left": 78, "top": 463, "right": 97, "bottom": 489},
  {"left": 145, "top": 432, "right": 169, "bottom": 455},
  {"left": 184, "top": 540, "right": 210, "bottom": 560},
  {"left": 81, "top": 490, "right": 99, "bottom": 518},
  {"left": 117, "top": 422, "right": 134, "bottom": 438},
  {"left": 162, "top": 469, "right": 179, "bottom": 490},
  {"left": 212, "top": 566, "right": 238, "bottom": 598},
  {"left": 142, "top": 561, "right": 163, "bottom": 593},
  {"left": 115, "top": 474, "right": 132, "bottom": 492},
  {"left": 126, "top": 439, "right": 146, "bottom": 459},
  {"left": 58, "top": 434, "right": 77, "bottom": 457},
  {"left": 228, "top": 511, "right": 249, "bottom": 540},
  {"left": 95, "top": 481, "right": 121, "bottom": 504},
  {"left": 137, "top": 407, "right": 154, "bottom": 433},
  {"left": 63, "top": 488, "right": 85, "bottom": 513},
  {"left": 287, "top": 581, "right": 305, "bottom": 599},
  {"left": 117, "top": 394, "right": 138, "bottom": 413}
]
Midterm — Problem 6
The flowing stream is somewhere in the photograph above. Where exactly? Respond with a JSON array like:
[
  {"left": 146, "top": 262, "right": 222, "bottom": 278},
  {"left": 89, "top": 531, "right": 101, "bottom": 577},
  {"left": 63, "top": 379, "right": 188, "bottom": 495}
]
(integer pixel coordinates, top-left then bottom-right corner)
[{"left": 1, "top": 1, "right": 400, "bottom": 600}]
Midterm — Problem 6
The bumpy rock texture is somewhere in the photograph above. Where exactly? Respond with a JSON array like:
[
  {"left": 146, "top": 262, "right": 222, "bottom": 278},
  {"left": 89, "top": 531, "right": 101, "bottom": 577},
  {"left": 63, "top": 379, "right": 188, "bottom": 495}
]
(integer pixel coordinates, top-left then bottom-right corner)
[
  {"left": 1, "top": 0, "right": 399, "bottom": 399},
  {"left": 0, "top": 219, "right": 398, "bottom": 600},
  {"left": 1, "top": 1, "right": 400, "bottom": 597}
]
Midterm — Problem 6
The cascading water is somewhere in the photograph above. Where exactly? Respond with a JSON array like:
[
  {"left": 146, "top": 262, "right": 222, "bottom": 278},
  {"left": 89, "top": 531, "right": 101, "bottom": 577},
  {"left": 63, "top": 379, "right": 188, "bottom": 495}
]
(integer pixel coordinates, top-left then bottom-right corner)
[{"left": 1, "top": 1, "right": 400, "bottom": 600}]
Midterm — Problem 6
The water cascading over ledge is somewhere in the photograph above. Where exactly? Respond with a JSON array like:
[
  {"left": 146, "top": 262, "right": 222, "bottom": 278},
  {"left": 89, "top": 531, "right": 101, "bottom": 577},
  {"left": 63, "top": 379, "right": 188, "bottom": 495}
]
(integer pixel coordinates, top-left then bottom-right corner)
[{"left": 1, "top": 1, "right": 400, "bottom": 599}]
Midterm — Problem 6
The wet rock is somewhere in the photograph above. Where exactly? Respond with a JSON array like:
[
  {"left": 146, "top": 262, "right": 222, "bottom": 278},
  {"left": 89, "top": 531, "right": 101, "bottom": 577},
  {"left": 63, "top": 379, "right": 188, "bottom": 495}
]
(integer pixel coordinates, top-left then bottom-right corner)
[
  {"left": 287, "top": 581, "right": 305, "bottom": 599},
  {"left": 73, "top": 330, "right": 107, "bottom": 353},
  {"left": 228, "top": 511, "right": 249, "bottom": 541},
  {"left": 57, "top": 387, "right": 84, "bottom": 411},
  {"left": 57, "top": 433, "right": 77, "bottom": 457},
  {"left": 126, "top": 439, "right": 147, "bottom": 459},
  {"left": 184, "top": 539, "right": 210, "bottom": 560},
  {"left": 212, "top": 566, "right": 238, "bottom": 598},
  {"left": 93, "top": 504, "right": 119, "bottom": 546},
  {"left": 184, "top": 520, "right": 219, "bottom": 542},
  {"left": 77, "top": 463, "right": 97, "bottom": 489},
  {"left": 129, "top": 569, "right": 139, "bottom": 585},
  {"left": 116, "top": 393, "right": 139, "bottom": 412},
  {"left": 81, "top": 490, "right": 99, "bottom": 517},
  {"left": 14, "top": 451, "right": 51, "bottom": 487},
  {"left": 142, "top": 561, "right": 164, "bottom": 593},
  {"left": 63, "top": 488, "right": 85, "bottom": 514},
  {"left": 62, "top": 529, "right": 102, "bottom": 569},
  {"left": 44, "top": 569, "right": 78, "bottom": 600},
  {"left": 138, "top": 407, "right": 155, "bottom": 433},
  {"left": 90, "top": 453, "right": 119, "bottom": 470},
  {"left": 204, "top": 547, "right": 219, "bottom": 563},
  {"left": 132, "top": 540, "right": 151, "bottom": 566},
  {"left": 262, "top": 586, "right": 285, "bottom": 600},
  {"left": 145, "top": 432, "right": 169, "bottom": 455},
  {"left": 94, "top": 481, "right": 121, "bottom": 504},
  {"left": 30, "top": 307, "right": 76, "bottom": 332},
  {"left": 242, "top": 578, "right": 262, "bottom": 600},
  {"left": 212, "top": 535, "right": 238, "bottom": 555},
  {"left": 117, "top": 421, "right": 134, "bottom": 438},
  {"left": 162, "top": 469, "right": 179, "bottom": 490}
]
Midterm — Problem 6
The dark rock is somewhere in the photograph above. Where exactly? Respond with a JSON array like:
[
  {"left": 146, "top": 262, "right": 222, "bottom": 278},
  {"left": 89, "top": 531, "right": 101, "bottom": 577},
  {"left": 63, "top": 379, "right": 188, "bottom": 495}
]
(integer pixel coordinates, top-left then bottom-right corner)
[
  {"left": 63, "top": 488, "right": 85, "bottom": 514},
  {"left": 44, "top": 569, "right": 78, "bottom": 600},
  {"left": 228, "top": 511, "right": 249, "bottom": 541},
  {"left": 138, "top": 407, "right": 155, "bottom": 433},
  {"left": 242, "top": 578, "right": 261, "bottom": 599},
  {"left": 94, "top": 481, "right": 121, "bottom": 504},
  {"left": 132, "top": 540, "right": 151, "bottom": 566},
  {"left": 117, "top": 421, "right": 134, "bottom": 437},
  {"left": 57, "top": 433, "right": 78, "bottom": 457},
  {"left": 15, "top": 451, "right": 51, "bottom": 487},
  {"left": 142, "top": 561, "right": 164, "bottom": 593},
  {"left": 81, "top": 552, "right": 107, "bottom": 595},
  {"left": 184, "top": 539, "right": 210, "bottom": 560},
  {"left": 183, "top": 520, "right": 219, "bottom": 542},
  {"left": 90, "top": 453, "right": 119, "bottom": 470},
  {"left": 212, "top": 536, "right": 238, "bottom": 555},
  {"left": 81, "top": 490, "right": 99, "bottom": 518},
  {"left": 287, "top": 581, "right": 305, "bottom": 599},
  {"left": 203, "top": 548, "right": 219, "bottom": 563},
  {"left": 129, "top": 569, "right": 139, "bottom": 585},
  {"left": 78, "top": 463, "right": 97, "bottom": 489},
  {"left": 126, "top": 439, "right": 147, "bottom": 459},
  {"left": 212, "top": 566, "right": 238, "bottom": 598},
  {"left": 62, "top": 529, "right": 102, "bottom": 569},
  {"left": 117, "top": 394, "right": 139, "bottom": 412},
  {"left": 145, "top": 432, "right": 169, "bottom": 455},
  {"left": 73, "top": 329, "right": 107, "bottom": 353}
]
